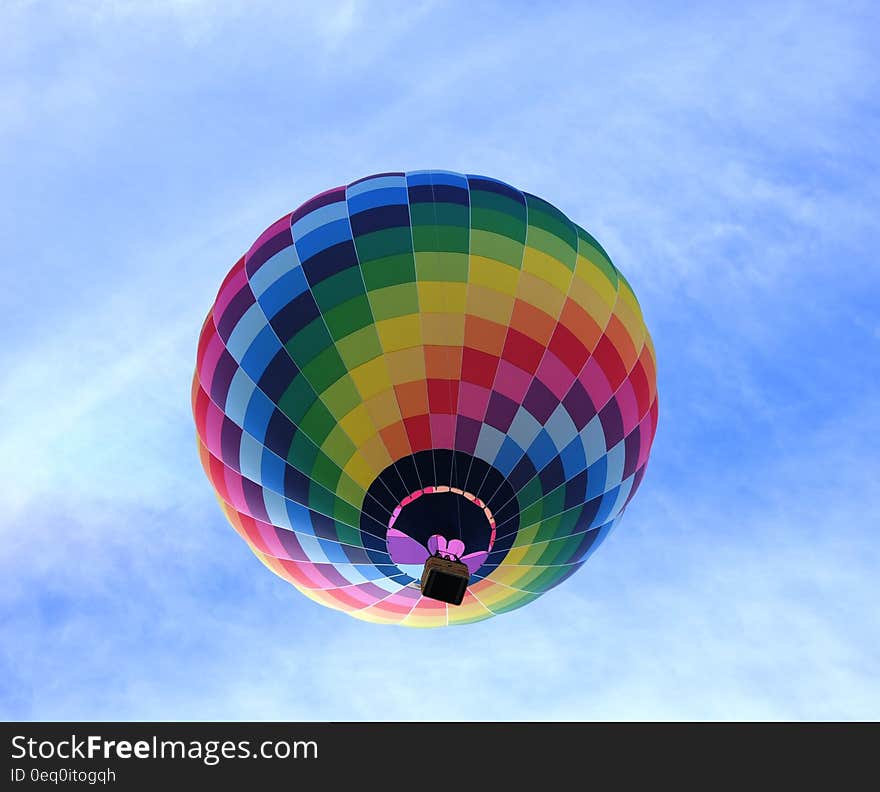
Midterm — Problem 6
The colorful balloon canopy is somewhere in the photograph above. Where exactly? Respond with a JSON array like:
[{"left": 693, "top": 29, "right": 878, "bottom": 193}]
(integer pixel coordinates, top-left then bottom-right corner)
[{"left": 192, "top": 171, "right": 658, "bottom": 627}]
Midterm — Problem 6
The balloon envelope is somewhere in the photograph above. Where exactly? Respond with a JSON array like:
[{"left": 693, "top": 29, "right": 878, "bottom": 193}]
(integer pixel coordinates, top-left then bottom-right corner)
[{"left": 193, "top": 171, "right": 658, "bottom": 627}]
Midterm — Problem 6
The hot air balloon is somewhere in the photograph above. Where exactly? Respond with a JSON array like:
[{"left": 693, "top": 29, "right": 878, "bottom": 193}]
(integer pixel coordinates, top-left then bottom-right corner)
[{"left": 192, "top": 171, "right": 658, "bottom": 627}]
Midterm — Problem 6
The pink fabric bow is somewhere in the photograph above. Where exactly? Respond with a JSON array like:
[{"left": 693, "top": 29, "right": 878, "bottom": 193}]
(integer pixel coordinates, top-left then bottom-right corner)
[{"left": 427, "top": 534, "right": 466, "bottom": 560}]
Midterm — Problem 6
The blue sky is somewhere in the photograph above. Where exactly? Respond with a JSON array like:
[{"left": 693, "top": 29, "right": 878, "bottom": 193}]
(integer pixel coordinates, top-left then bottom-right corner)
[{"left": 1, "top": 0, "right": 878, "bottom": 720}]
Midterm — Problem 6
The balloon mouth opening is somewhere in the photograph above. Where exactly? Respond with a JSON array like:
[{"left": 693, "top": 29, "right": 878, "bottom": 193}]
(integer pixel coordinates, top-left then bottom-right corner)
[
  {"left": 385, "top": 487, "right": 497, "bottom": 593},
  {"left": 361, "top": 449, "right": 522, "bottom": 604}
]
